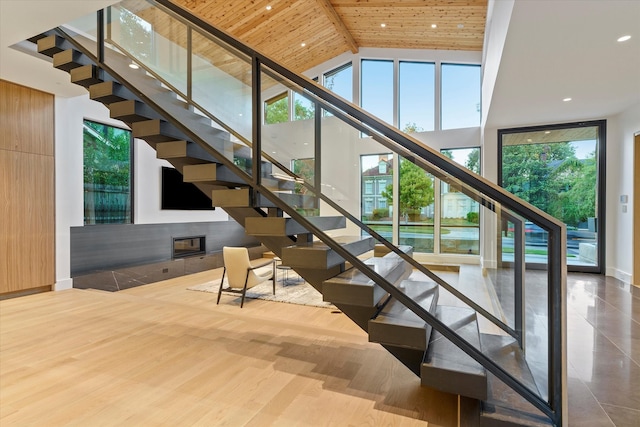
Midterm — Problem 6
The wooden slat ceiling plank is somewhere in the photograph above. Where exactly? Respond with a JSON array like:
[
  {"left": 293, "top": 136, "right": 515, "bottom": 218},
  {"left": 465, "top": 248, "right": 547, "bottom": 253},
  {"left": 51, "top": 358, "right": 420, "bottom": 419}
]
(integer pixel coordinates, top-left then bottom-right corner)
[
  {"left": 331, "top": 0, "right": 487, "bottom": 7},
  {"left": 317, "top": 0, "right": 359, "bottom": 53}
]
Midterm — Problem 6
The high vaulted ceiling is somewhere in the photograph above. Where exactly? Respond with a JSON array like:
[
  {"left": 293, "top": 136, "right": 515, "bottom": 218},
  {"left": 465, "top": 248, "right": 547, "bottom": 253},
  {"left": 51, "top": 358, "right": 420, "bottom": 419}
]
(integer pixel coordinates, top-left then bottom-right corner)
[{"left": 173, "top": 0, "right": 487, "bottom": 72}]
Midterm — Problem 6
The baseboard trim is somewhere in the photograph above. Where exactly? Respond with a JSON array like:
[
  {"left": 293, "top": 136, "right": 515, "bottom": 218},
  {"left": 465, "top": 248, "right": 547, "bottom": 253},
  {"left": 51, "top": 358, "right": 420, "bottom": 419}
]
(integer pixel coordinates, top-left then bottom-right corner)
[
  {"left": 54, "top": 277, "right": 74, "bottom": 291},
  {"left": 606, "top": 267, "right": 632, "bottom": 285}
]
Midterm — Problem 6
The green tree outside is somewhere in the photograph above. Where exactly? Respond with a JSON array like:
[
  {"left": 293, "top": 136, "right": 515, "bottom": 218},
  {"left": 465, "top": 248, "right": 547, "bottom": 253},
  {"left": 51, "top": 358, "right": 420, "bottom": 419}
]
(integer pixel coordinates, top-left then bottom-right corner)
[{"left": 381, "top": 159, "right": 434, "bottom": 219}]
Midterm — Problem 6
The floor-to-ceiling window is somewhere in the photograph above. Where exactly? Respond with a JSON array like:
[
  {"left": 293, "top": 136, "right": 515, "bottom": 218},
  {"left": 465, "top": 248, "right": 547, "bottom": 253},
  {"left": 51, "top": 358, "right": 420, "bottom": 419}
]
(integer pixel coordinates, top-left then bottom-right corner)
[
  {"left": 83, "top": 120, "right": 133, "bottom": 224},
  {"left": 361, "top": 148, "right": 479, "bottom": 257},
  {"left": 441, "top": 64, "right": 481, "bottom": 130},
  {"left": 498, "top": 120, "right": 605, "bottom": 272},
  {"left": 440, "top": 148, "right": 480, "bottom": 255}
]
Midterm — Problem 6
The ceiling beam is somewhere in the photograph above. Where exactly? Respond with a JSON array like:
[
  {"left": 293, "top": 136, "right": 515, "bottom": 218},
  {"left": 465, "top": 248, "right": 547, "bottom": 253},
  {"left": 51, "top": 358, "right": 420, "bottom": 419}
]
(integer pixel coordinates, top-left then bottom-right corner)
[{"left": 316, "top": 0, "right": 358, "bottom": 53}]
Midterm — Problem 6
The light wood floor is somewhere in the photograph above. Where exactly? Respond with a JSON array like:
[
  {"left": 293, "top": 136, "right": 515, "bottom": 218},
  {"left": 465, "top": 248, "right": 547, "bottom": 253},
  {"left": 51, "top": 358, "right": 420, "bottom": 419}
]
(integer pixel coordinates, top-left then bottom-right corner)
[{"left": 0, "top": 269, "right": 459, "bottom": 426}]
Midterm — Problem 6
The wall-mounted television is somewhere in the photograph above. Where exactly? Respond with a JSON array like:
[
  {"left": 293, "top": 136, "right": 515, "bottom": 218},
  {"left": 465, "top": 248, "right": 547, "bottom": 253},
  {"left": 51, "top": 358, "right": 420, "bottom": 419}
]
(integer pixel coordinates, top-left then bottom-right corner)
[{"left": 161, "top": 166, "right": 215, "bottom": 210}]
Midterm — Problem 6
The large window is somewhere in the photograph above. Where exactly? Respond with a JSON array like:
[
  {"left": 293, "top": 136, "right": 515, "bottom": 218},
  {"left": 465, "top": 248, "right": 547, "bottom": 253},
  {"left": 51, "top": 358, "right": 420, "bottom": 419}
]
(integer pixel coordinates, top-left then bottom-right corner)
[
  {"left": 440, "top": 148, "right": 480, "bottom": 254},
  {"left": 323, "top": 63, "right": 352, "bottom": 102},
  {"left": 361, "top": 60, "right": 394, "bottom": 126},
  {"left": 441, "top": 64, "right": 481, "bottom": 130},
  {"left": 361, "top": 154, "right": 393, "bottom": 241},
  {"left": 399, "top": 61, "right": 435, "bottom": 132},
  {"left": 499, "top": 121, "right": 605, "bottom": 272},
  {"left": 83, "top": 120, "right": 133, "bottom": 224},
  {"left": 264, "top": 92, "right": 288, "bottom": 124},
  {"left": 398, "top": 158, "right": 435, "bottom": 253},
  {"left": 361, "top": 148, "right": 480, "bottom": 256}
]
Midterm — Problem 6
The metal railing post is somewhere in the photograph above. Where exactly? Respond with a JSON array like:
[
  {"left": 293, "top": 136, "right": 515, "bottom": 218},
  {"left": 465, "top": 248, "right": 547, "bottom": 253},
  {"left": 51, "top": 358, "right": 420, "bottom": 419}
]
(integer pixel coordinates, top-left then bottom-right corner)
[{"left": 252, "top": 56, "right": 262, "bottom": 186}]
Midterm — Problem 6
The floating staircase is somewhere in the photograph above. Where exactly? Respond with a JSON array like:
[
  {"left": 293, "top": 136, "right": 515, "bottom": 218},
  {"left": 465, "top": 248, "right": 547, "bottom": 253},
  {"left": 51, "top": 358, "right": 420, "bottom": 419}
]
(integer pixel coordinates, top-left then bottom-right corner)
[{"left": 28, "top": 7, "right": 562, "bottom": 425}]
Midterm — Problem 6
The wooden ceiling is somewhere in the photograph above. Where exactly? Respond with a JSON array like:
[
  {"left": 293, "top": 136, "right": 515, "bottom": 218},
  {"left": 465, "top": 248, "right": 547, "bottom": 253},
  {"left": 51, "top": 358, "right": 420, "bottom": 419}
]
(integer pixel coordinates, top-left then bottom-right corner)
[{"left": 171, "top": 0, "right": 488, "bottom": 73}]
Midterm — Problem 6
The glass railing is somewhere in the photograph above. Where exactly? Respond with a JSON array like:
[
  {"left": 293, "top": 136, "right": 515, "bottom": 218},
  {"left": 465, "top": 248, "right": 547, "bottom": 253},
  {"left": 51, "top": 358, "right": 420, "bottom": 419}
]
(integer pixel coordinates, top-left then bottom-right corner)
[{"left": 51, "top": 0, "right": 567, "bottom": 423}]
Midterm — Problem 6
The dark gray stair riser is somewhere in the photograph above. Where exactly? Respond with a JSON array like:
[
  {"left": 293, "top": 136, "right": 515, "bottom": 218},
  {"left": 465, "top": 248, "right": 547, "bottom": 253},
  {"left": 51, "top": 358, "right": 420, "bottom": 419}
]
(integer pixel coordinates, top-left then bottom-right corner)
[
  {"left": 244, "top": 216, "right": 346, "bottom": 237},
  {"left": 70, "top": 64, "right": 102, "bottom": 88},
  {"left": 53, "top": 49, "right": 87, "bottom": 71},
  {"left": 282, "top": 236, "right": 375, "bottom": 270},
  {"left": 322, "top": 255, "right": 411, "bottom": 306},
  {"left": 421, "top": 305, "right": 487, "bottom": 401},
  {"left": 89, "top": 81, "right": 132, "bottom": 105},
  {"left": 368, "top": 280, "right": 439, "bottom": 351}
]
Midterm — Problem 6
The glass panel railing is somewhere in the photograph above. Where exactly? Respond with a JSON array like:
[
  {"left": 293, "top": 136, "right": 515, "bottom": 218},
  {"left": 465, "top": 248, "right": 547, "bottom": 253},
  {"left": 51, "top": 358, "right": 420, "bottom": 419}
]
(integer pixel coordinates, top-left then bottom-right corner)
[
  {"left": 191, "top": 29, "right": 252, "bottom": 144},
  {"left": 109, "top": 1, "right": 188, "bottom": 96},
  {"left": 61, "top": 13, "right": 99, "bottom": 57}
]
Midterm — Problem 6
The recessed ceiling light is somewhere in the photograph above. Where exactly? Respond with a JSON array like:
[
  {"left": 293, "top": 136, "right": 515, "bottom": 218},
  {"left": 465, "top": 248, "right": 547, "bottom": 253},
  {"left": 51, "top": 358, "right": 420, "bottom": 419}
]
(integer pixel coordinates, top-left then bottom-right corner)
[
  {"left": 129, "top": 62, "right": 139, "bottom": 69},
  {"left": 527, "top": 139, "right": 532, "bottom": 142},
  {"left": 563, "top": 97, "right": 572, "bottom": 102},
  {"left": 381, "top": 23, "right": 386, "bottom": 28},
  {"left": 301, "top": 42, "right": 306, "bottom": 47},
  {"left": 617, "top": 35, "right": 631, "bottom": 42},
  {"left": 545, "top": 131, "right": 551, "bottom": 134},
  {"left": 266, "top": 5, "right": 272, "bottom": 10},
  {"left": 431, "top": 24, "right": 437, "bottom": 29},
  {"left": 457, "top": 24, "right": 464, "bottom": 29}
]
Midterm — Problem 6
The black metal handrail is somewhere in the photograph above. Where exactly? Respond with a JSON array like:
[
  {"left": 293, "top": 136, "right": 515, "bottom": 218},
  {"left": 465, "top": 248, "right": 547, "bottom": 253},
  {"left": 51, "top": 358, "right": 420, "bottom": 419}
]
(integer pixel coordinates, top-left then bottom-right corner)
[{"left": 54, "top": 1, "right": 565, "bottom": 423}]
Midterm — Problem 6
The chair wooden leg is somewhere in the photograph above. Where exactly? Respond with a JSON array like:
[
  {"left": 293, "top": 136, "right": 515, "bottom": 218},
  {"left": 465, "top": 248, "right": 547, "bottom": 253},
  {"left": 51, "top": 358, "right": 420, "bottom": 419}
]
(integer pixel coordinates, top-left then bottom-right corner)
[
  {"left": 217, "top": 267, "right": 226, "bottom": 305},
  {"left": 240, "top": 271, "right": 250, "bottom": 308}
]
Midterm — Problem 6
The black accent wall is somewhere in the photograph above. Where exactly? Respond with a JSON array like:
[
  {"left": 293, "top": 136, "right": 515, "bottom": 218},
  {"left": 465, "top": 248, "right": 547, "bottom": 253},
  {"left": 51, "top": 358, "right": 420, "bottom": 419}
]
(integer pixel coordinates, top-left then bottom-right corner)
[{"left": 70, "top": 221, "right": 259, "bottom": 275}]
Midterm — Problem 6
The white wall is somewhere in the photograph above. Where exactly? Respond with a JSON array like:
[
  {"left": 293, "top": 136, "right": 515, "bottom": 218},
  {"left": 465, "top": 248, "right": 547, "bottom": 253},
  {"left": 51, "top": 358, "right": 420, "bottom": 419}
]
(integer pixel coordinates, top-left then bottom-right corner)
[
  {"left": 54, "top": 94, "right": 228, "bottom": 290},
  {"left": 606, "top": 102, "right": 640, "bottom": 283}
]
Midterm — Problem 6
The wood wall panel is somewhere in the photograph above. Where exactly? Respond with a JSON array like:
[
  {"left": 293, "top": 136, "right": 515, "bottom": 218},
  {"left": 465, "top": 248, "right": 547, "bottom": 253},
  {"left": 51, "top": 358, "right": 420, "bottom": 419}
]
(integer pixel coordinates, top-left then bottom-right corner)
[
  {"left": 0, "top": 80, "right": 54, "bottom": 156},
  {"left": 0, "top": 80, "right": 55, "bottom": 294}
]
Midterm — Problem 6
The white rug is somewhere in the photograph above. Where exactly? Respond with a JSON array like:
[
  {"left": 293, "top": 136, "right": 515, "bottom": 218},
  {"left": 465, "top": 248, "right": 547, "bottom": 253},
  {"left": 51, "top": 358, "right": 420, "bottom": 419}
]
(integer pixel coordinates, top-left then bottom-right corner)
[{"left": 187, "top": 276, "right": 336, "bottom": 309}]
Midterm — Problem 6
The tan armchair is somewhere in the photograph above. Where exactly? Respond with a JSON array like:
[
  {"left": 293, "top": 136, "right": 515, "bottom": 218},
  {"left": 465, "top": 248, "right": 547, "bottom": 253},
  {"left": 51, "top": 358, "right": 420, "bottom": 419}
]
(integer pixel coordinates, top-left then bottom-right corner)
[{"left": 217, "top": 246, "right": 274, "bottom": 307}]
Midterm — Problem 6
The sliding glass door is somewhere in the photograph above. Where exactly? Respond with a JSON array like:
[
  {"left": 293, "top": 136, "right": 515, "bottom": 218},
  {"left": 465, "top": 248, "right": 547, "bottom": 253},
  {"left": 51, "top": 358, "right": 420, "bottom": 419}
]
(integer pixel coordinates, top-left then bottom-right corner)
[{"left": 498, "top": 120, "right": 605, "bottom": 272}]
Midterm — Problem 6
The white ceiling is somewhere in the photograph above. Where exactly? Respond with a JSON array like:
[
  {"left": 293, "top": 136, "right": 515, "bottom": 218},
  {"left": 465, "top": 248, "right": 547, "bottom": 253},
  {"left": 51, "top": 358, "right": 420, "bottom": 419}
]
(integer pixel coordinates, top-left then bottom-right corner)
[
  {"left": 485, "top": 0, "right": 640, "bottom": 128},
  {"left": 1, "top": 0, "right": 638, "bottom": 129}
]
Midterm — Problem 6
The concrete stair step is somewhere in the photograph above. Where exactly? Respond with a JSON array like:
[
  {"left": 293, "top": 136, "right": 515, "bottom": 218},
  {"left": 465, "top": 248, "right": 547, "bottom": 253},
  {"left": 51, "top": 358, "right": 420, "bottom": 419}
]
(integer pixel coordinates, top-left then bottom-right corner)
[
  {"left": 37, "top": 34, "right": 64, "bottom": 56},
  {"left": 155, "top": 140, "right": 217, "bottom": 163},
  {"left": 70, "top": 64, "right": 102, "bottom": 88},
  {"left": 210, "top": 187, "right": 275, "bottom": 208},
  {"left": 368, "top": 280, "right": 439, "bottom": 351},
  {"left": 322, "top": 254, "right": 411, "bottom": 307},
  {"left": 244, "top": 216, "right": 346, "bottom": 237},
  {"left": 282, "top": 236, "right": 375, "bottom": 271},
  {"left": 109, "top": 99, "right": 159, "bottom": 123},
  {"left": 89, "top": 80, "right": 131, "bottom": 105},
  {"left": 52, "top": 49, "right": 87, "bottom": 71},
  {"left": 479, "top": 334, "right": 551, "bottom": 427},
  {"left": 421, "top": 305, "right": 487, "bottom": 400}
]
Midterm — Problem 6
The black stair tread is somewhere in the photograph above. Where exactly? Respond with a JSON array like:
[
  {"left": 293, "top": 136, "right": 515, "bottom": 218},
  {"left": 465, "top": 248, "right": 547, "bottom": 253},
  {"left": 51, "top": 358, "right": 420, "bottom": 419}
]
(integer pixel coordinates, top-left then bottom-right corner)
[
  {"left": 421, "top": 305, "right": 487, "bottom": 400},
  {"left": 322, "top": 255, "right": 411, "bottom": 307},
  {"left": 368, "top": 280, "right": 439, "bottom": 350},
  {"left": 244, "top": 216, "right": 346, "bottom": 236},
  {"left": 479, "top": 334, "right": 551, "bottom": 427},
  {"left": 281, "top": 236, "right": 375, "bottom": 270}
]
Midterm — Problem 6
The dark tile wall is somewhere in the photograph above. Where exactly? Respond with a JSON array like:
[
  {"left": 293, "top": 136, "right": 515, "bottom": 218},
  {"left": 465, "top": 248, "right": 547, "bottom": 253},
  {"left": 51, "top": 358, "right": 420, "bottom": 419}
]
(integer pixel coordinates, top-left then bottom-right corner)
[
  {"left": 70, "top": 221, "right": 263, "bottom": 291},
  {"left": 72, "top": 246, "right": 266, "bottom": 292}
]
